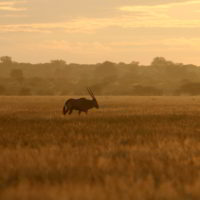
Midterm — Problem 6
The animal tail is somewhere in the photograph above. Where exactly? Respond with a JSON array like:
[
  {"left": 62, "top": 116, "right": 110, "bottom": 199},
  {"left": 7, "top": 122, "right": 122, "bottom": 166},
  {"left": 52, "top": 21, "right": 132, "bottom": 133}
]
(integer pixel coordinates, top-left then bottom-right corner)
[
  {"left": 63, "top": 106, "right": 68, "bottom": 115},
  {"left": 63, "top": 99, "right": 71, "bottom": 115}
]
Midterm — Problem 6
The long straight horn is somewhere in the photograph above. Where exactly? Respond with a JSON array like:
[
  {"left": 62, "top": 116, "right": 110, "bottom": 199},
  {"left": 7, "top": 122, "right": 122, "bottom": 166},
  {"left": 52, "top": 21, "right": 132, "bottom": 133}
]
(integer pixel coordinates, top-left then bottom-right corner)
[
  {"left": 89, "top": 88, "right": 95, "bottom": 99},
  {"left": 87, "top": 87, "right": 92, "bottom": 98},
  {"left": 87, "top": 87, "right": 94, "bottom": 99}
]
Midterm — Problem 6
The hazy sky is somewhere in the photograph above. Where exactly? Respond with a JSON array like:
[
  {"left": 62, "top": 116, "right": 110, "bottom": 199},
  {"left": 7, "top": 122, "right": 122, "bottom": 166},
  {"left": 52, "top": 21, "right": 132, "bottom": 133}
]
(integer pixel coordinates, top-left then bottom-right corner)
[{"left": 1, "top": 0, "right": 200, "bottom": 65}]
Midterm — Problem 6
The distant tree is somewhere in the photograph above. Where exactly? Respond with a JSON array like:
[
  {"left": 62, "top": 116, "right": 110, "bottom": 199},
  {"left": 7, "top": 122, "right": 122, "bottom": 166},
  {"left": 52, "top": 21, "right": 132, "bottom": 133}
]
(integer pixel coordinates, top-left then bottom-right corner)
[
  {"left": 50, "top": 60, "right": 70, "bottom": 79},
  {"left": 177, "top": 82, "right": 200, "bottom": 95},
  {"left": 94, "top": 61, "right": 118, "bottom": 82},
  {"left": 0, "top": 56, "right": 12, "bottom": 65},
  {"left": 130, "top": 61, "right": 139, "bottom": 66},
  {"left": 151, "top": 57, "right": 173, "bottom": 67},
  {"left": 10, "top": 69, "right": 24, "bottom": 83},
  {"left": 50, "top": 59, "right": 66, "bottom": 67},
  {"left": 120, "top": 62, "right": 140, "bottom": 86}
]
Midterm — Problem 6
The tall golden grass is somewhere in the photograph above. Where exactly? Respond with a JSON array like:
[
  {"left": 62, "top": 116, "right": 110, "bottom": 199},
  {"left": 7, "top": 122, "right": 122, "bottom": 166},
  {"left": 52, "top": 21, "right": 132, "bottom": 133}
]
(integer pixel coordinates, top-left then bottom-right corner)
[{"left": 0, "top": 96, "right": 200, "bottom": 200}]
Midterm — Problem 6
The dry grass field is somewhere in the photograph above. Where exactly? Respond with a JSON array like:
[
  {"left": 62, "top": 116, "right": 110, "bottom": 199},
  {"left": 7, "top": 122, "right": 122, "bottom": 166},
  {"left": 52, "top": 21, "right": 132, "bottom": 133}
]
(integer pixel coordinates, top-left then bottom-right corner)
[{"left": 0, "top": 96, "right": 200, "bottom": 200}]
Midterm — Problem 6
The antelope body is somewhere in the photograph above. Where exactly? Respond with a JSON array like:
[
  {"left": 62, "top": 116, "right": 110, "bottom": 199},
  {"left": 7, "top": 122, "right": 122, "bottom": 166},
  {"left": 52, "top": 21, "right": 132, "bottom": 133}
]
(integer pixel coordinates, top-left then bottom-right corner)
[{"left": 63, "top": 88, "right": 99, "bottom": 115}]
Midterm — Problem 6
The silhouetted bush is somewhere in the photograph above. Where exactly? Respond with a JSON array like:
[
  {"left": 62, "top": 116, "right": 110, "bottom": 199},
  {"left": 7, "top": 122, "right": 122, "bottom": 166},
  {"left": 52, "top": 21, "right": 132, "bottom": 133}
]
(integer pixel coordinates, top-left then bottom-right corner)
[
  {"left": 19, "top": 87, "right": 31, "bottom": 96},
  {"left": 177, "top": 82, "right": 200, "bottom": 95}
]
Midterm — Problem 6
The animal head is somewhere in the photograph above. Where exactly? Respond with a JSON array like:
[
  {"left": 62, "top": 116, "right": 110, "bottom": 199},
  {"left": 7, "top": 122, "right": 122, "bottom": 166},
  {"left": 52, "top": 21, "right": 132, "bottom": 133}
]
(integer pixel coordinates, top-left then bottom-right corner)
[{"left": 87, "top": 87, "right": 99, "bottom": 109}]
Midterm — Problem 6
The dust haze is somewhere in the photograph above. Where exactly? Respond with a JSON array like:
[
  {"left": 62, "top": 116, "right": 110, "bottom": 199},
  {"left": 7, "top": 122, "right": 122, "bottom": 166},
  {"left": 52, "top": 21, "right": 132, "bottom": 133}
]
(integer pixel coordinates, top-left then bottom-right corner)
[
  {"left": 1, "top": 0, "right": 200, "bottom": 199},
  {"left": 0, "top": 56, "right": 200, "bottom": 96}
]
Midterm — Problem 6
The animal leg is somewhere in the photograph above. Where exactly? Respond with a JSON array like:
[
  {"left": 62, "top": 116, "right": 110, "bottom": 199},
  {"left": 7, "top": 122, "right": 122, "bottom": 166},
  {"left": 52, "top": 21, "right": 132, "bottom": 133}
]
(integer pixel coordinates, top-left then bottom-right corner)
[{"left": 68, "top": 109, "right": 73, "bottom": 115}]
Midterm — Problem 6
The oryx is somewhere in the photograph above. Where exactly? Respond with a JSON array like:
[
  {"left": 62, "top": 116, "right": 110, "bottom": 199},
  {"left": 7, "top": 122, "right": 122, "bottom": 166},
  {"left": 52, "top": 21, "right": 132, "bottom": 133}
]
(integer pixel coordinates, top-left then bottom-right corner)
[{"left": 63, "top": 88, "right": 99, "bottom": 115}]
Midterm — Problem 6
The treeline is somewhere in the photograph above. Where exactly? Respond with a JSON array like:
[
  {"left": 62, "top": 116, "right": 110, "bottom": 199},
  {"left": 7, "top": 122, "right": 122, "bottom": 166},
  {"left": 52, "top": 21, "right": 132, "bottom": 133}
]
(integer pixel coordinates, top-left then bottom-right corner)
[{"left": 0, "top": 56, "right": 200, "bottom": 96}]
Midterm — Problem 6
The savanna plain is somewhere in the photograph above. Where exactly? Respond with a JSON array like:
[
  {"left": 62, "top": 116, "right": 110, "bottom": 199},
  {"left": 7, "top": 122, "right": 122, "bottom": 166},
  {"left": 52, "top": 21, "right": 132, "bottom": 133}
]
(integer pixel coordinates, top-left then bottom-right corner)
[{"left": 0, "top": 96, "right": 200, "bottom": 200}]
